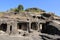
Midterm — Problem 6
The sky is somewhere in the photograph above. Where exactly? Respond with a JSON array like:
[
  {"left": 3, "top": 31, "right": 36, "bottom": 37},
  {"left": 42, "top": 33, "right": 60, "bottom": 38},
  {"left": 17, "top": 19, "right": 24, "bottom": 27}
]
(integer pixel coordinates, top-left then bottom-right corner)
[{"left": 0, "top": 0, "right": 60, "bottom": 16}]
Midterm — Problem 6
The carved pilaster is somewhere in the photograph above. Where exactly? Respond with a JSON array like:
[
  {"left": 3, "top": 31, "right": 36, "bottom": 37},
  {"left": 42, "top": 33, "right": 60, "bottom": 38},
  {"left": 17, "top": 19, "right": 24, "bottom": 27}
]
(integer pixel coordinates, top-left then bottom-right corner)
[
  {"left": 39, "top": 24, "right": 42, "bottom": 32},
  {"left": 11, "top": 21, "right": 18, "bottom": 35},
  {"left": 6, "top": 23, "right": 10, "bottom": 34}
]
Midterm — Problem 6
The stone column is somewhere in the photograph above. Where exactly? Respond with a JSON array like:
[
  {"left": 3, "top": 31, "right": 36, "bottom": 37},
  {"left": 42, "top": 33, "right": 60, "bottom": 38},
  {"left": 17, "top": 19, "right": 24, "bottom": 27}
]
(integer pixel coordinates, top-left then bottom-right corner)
[
  {"left": 6, "top": 23, "right": 10, "bottom": 34},
  {"left": 11, "top": 22, "right": 18, "bottom": 35},
  {"left": 39, "top": 24, "right": 42, "bottom": 32},
  {"left": 27, "top": 23, "right": 29, "bottom": 33},
  {"left": 29, "top": 22, "right": 31, "bottom": 33}
]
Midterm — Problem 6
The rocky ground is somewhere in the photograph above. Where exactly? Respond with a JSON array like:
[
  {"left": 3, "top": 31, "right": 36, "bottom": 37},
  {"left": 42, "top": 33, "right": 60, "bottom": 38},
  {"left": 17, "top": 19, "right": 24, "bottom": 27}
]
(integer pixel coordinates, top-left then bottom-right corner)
[{"left": 0, "top": 32, "right": 60, "bottom": 40}]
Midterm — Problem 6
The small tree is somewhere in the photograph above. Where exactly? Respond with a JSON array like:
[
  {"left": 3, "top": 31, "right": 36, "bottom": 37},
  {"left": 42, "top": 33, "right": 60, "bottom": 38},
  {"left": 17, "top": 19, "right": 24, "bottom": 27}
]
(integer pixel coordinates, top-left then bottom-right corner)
[{"left": 18, "top": 5, "right": 24, "bottom": 11}]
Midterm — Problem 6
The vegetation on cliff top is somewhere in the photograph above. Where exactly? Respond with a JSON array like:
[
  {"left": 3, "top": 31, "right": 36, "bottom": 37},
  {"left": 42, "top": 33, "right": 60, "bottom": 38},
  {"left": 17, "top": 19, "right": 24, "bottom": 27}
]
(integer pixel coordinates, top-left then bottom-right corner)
[
  {"left": 9, "top": 4, "right": 45, "bottom": 13},
  {"left": 5, "top": 4, "right": 57, "bottom": 16}
]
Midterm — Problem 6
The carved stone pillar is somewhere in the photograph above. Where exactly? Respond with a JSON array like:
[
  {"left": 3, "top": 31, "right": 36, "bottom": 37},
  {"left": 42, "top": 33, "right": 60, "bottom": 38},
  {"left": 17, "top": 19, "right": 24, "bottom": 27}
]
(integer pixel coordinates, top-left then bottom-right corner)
[
  {"left": 39, "top": 24, "right": 42, "bottom": 32},
  {"left": 11, "top": 22, "right": 18, "bottom": 35},
  {"left": 29, "top": 22, "right": 31, "bottom": 33},
  {"left": 6, "top": 23, "right": 10, "bottom": 34},
  {"left": 27, "top": 23, "right": 29, "bottom": 33}
]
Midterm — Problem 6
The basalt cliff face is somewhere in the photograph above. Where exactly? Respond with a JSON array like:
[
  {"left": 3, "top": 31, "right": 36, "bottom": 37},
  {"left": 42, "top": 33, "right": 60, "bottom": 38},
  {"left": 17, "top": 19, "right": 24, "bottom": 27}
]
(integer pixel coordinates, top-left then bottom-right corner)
[{"left": 0, "top": 11, "right": 60, "bottom": 40}]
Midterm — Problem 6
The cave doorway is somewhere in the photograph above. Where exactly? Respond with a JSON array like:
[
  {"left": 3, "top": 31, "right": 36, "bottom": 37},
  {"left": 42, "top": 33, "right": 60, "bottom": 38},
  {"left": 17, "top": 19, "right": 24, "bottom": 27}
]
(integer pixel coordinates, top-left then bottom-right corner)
[
  {"left": 17, "top": 22, "right": 28, "bottom": 31},
  {"left": 31, "top": 22, "right": 38, "bottom": 30},
  {"left": 10, "top": 25, "right": 12, "bottom": 33},
  {"left": 41, "top": 23, "right": 46, "bottom": 33},
  {"left": 0, "top": 23, "right": 7, "bottom": 32}
]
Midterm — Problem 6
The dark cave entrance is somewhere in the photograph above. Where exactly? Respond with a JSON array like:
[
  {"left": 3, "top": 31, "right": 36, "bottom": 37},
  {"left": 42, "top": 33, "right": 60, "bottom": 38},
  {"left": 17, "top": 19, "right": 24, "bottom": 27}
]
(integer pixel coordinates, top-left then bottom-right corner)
[
  {"left": 17, "top": 22, "right": 28, "bottom": 31},
  {"left": 10, "top": 25, "right": 12, "bottom": 32},
  {"left": 31, "top": 22, "right": 38, "bottom": 30},
  {"left": 0, "top": 23, "right": 7, "bottom": 32},
  {"left": 41, "top": 23, "right": 46, "bottom": 33}
]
